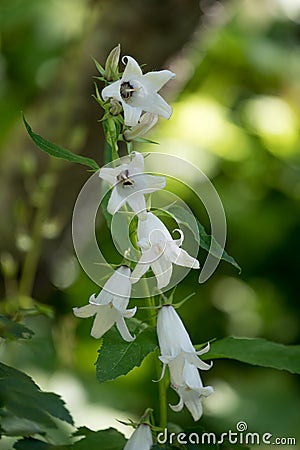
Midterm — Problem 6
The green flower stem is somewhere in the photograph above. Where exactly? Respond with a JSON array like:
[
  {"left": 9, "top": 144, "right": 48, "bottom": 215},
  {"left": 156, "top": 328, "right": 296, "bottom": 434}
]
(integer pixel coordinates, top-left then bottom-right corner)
[
  {"left": 126, "top": 140, "right": 133, "bottom": 154},
  {"left": 103, "top": 111, "right": 168, "bottom": 428},
  {"left": 144, "top": 283, "right": 168, "bottom": 430}
]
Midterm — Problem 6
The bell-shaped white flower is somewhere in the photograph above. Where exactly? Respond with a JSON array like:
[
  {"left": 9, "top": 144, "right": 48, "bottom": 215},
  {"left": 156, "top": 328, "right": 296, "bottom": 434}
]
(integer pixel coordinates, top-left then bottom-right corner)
[
  {"left": 157, "top": 305, "right": 213, "bottom": 421},
  {"left": 131, "top": 213, "right": 199, "bottom": 289},
  {"left": 157, "top": 305, "right": 212, "bottom": 379},
  {"left": 170, "top": 361, "right": 214, "bottom": 421},
  {"left": 73, "top": 266, "right": 136, "bottom": 342},
  {"left": 99, "top": 152, "right": 166, "bottom": 217},
  {"left": 102, "top": 55, "right": 175, "bottom": 126},
  {"left": 124, "top": 424, "right": 153, "bottom": 450}
]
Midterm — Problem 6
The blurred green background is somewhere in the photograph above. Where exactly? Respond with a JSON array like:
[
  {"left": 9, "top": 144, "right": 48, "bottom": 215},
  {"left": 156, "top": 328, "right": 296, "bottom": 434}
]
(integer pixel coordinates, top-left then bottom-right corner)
[{"left": 0, "top": 0, "right": 300, "bottom": 448}]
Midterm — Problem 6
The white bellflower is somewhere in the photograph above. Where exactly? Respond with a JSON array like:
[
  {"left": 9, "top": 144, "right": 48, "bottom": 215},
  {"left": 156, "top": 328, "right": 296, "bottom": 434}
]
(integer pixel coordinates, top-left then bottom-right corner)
[
  {"left": 131, "top": 212, "right": 199, "bottom": 289},
  {"left": 102, "top": 55, "right": 175, "bottom": 126},
  {"left": 99, "top": 152, "right": 166, "bottom": 217},
  {"left": 73, "top": 266, "right": 136, "bottom": 342}
]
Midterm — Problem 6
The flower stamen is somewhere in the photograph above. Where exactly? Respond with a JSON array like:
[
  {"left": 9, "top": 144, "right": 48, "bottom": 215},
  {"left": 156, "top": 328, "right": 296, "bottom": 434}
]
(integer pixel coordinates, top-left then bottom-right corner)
[
  {"left": 117, "top": 169, "right": 135, "bottom": 187},
  {"left": 120, "top": 81, "right": 139, "bottom": 100}
]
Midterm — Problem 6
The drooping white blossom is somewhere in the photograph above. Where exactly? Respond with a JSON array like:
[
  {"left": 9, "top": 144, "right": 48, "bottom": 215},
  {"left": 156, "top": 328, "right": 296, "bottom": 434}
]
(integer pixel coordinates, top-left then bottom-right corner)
[
  {"left": 157, "top": 305, "right": 213, "bottom": 421},
  {"left": 73, "top": 266, "right": 136, "bottom": 342},
  {"left": 157, "top": 305, "right": 212, "bottom": 376},
  {"left": 99, "top": 152, "right": 166, "bottom": 218},
  {"left": 170, "top": 362, "right": 214, "bottom": 421},
  {"left": 124, "top": 424, "right": 153, "bottom": 450},
  {"left": 102, "top": 55, "right": 175, "bottom": 126},
  {"left": 131, "top": 213, "right": 199, "bottom": 289}
]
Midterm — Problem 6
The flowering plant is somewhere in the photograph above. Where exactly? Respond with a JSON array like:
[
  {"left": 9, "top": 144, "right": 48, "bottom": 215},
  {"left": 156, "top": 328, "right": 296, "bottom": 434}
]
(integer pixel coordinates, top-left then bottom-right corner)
[
  {"left": 19, "top": 45, "right": 241, "bottom": 448},
  {"left": 16, "top": 44, "right": 299, "bottom": 450}
]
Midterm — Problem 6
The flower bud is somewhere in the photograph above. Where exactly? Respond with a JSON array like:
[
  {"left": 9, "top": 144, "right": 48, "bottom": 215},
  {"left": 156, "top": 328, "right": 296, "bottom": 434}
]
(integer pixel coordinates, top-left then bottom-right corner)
[
  {"left": 109, "top": 98, "right": 122, "bottom": 115},
  {"left": 104, "top": 44, "right": 121, "bottom": 81},
  {"left": 124, "top": 424, "right": 153, "bottom": 450},
  {"left": 124, "top": 113, "right": 158, "bottom": 141}
]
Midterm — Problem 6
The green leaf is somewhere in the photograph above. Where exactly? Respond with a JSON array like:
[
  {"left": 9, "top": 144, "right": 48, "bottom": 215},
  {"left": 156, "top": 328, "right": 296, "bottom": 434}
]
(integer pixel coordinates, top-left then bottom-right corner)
[
  {"left": 163, "top": 204, "right": 241, "bottom": 272},
  {"left": 197, "top": 221, "right": 241, "bottom": 273},
  {"left": 0, "top": 362, "right": 73, "bottom": 435},
  {"left": 22, "top": 115, "right": 99, "bottom": 171},
  {"left": 203, "top": 336, "right": 300, "bottom": 374},
  {"left": 0, "top": 315, "right": 34, "bottom": 340},
  {"left": 73, "top": 427, "right": 126, "bottom": 450},
  {"left": 14, "top": 438, "right": 70, "bottom": 449},
  {"left": 96, "top": 321, "right": 157, "bottom": 382}
]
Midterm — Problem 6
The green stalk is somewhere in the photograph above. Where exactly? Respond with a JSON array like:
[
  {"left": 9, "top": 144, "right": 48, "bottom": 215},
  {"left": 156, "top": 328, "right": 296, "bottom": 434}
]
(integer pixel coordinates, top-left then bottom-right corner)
[
  {"left": 143, "top": 282, "right": 168, "bottom": 429},
  {"left": 102, "top": 107, "right": 168, "bottom": 428}
]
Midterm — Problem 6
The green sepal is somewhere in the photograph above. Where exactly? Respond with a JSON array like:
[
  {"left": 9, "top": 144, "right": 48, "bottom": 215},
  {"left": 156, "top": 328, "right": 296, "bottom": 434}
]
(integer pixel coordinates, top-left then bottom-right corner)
[{"left": 92, "top": 57, "right": 105, "bottom": 76}]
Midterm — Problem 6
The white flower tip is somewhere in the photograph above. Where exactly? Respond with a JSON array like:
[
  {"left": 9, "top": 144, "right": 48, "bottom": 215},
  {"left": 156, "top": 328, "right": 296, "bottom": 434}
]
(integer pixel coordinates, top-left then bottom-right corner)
[
  {"left": 126, "top": 333, "right": 136, "bottom": 342},
  {"left": 157, "top": 278, "right": 169, "bottom": 290},
  {"left": 202, "top": 386, "right": 214, "bottom": 397},
  {"left": 165, "top": 105, "right": 173, "bottom": 120},
  {"left": 90, "top": 329, "right": 103, "bottom": 339},
  {"left": 125, "top": 306, "right": 137, "bottom": 318},
  {"left": 193, "top": 260, "right": 200, "bottom": 269},
  {"left": 72, "top": 307, "right": 79, "bottom": 316},
  {"left": 88, "top": 294, "right": 97, "bottom": 305}
]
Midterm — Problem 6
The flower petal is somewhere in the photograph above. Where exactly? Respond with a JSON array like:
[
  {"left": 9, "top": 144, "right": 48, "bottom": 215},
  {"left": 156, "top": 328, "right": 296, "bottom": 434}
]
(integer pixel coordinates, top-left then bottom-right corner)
[
  {"left": 166, "top": 244, "right": 200, "bottom": 269},
  {"left": 186, "top": 352, "right": 213, "bottom": 371},
  {"left": 104, "top": 266, "right": 131, "bottom": 299},
  {"left": 107, "top": 186, "right": 127, "bottom": 214},
  {"left": 130, "top": 252, "right": 151, "bottom": 283},
  {"left": 157, "top": 305, "right": 196, "bottom": 357},
  {"left": 89, "top": 292, "right": 111, "bottom": 306},
  {"left": 134, "top": 174, "right": 166, "bottom": 193},
  {"left": 172, "top": 228, "right": 184, "bottom": 246},
  {"left": 90, "top": 306, "right": 117, "bottom": 339},
  {"left": 142, "top": 93, "right": 172, "bottom": 119},
  {"left": 151, "top": 254, "right": 173, "bottom": 289},
  {"left": 138, "top": 212, "right": 172, "bottom": 243},
  {"left": 73, "top": 304, "right": 98, "bottom": 318},
  {"left": 99, "top": 166, "right": 124, "bottom": 185},
  {"left": 128, "top": 151, "right": 144, "bottom": 174},
  {"left": 91, "top": 266, "right": 131, "bottom": 307},
  {"left": 169, "top": 392, "right": 184, "bottom": 412},
  {"left": 196, "top": 342, "right": 210, "bottom": 356},
  {"left": 123, "top": 102, "right": 142, "bottom": 126},
  {"left": 126, "top": 191, "right": 147, "bottom": 216},
  {"left": 122, "top": 56, "right": 143, "bottom": 81},
  {"left": 143, "top": 70, "right": 175, "bottom": 92},
  {"left": 124, "top": 306, "right": 137, "bottom": 318},
  {"left": 116, "top": 316, "right": 135, "bottom": 342},
  {"left": 184, "top": 391, "right": 204, "bottom": 421},
  {"left": 102, "top": 81, "right": 122, "bottom": 102},
  {"left": 124, "top": 424, "right": 153, "bottom": 450}
]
